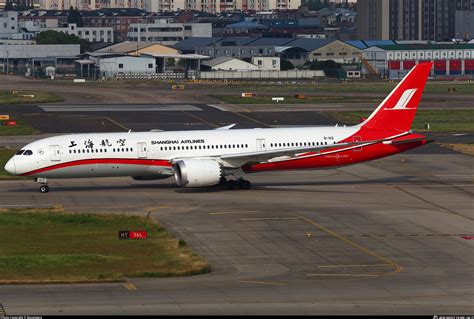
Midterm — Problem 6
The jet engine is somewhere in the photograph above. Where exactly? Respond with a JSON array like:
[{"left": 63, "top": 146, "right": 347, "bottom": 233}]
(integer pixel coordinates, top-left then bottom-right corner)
[{"left": 173, "top": 159, "right": 223, "bottom": 187}]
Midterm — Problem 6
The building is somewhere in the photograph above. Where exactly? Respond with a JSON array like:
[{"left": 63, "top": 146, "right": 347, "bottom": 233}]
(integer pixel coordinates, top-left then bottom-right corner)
[
  {"left": 307, "top": 39, "right": 361, "bottom": 63},
  {"left": 357, "top": 0, "right": 465, "bottom": 41},
  {"left": 174, "top": 37, "right": 277, "bottom": 59},
  {"left": 99, "top": 55, "right": 156, "bottom": 77},
  {"left": 144, "top": 0, "right": 186, "bottom": 12},
  {"left": 455, "top": 0, "right": 474, "bottom": 40},
  {"left": 54, "top": 24, "right": 114, "bottom": 43},
  {"left": 356, "top": 0, "right": 390, "bottom": 40},
  {"left": 362, "top": 43, "right": 474, "bottom": 78},
  {"left": 0, "top": 43, "right": 80, "bottom": 75},
  {"left": 33, "top": 0, "right": 300, "bottom": 12},
  {"left": 0, "top": 11, "right": 19, "bottom": 39},
  {"left": 422, "top": 0, "right": 456, "bottom": 42},
  {"left": 0, "top": 0, "right": 40, "bottom": 10},
  {"left": 174, "top": 36, "right": 364, "bottom": 66},
  {"left": 19, "top": 9, "right": 156, "bottom": 42},
  {"left": 202, "top": 56, "right": 258, "bottom": 71},
  {"left": 20, "top": 21, "right": 115, "bottom": 42},
  {"left": 251, "top": 56, "right": 280, "bottom": 71},
  {"left": 389, "top": 0, "right": 423, "bottom": 41},
  {"left": 127, "top": 21, "right": 212, "bottom": 46}
]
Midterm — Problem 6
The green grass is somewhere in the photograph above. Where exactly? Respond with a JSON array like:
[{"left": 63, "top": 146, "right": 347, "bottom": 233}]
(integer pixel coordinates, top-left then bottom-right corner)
[
  {"left": 0, "top": 90, "right": 63, "bottom": 105},
  {"left": 0, "top": 147, "right": 30, "bottom": 180},
  {"left": 0, "top": 207, "right": 210, "bottom": 284},
  {"left": 440, "top": 142, "right": 474, "bottom": 156},
  {"left": 204, "top": 81, "right": 474, "bottom": 94},
  {"left": 325, "top": 109, "right": 474, "bottom": 132},
  {"left": 211, "top": 94, "right": 381, "bottom": 104},
  {"left": 0, "top": 118, "right": 38, "bottom": 136}
]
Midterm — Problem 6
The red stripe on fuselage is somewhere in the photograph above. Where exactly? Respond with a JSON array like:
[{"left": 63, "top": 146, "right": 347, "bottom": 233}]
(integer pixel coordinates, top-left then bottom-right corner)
[
  {"left": 21, "top": 158, "right": 172, "bottom": 176},
  {"left": 244, "top": 133, "right": 428, "bottom": 173}
]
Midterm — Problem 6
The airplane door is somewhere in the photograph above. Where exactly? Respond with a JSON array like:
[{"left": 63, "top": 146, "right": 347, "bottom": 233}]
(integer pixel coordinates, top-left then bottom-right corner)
[
  {"left": 353, "top": 136, "right": 362, "bottom": 151},
  {"left": 256, "top": 138, "right": 266, "bottom": 151},
  {"left": 137, "top": 142, "right": 147, "bottom": 158},
  {"left": 50, "top": 145, "right": 61, "bottom": 161}
]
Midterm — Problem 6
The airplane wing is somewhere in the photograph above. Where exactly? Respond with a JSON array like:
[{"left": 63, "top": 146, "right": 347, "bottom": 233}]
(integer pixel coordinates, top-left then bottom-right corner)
[{"left": 217, "top": 136, "right": 403, "bottom": 167}]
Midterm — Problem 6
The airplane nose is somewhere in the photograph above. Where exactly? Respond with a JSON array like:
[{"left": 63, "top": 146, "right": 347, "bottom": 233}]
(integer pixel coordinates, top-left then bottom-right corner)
[{"left": 4, "top": 158, "right": 16, "bottom": 175}]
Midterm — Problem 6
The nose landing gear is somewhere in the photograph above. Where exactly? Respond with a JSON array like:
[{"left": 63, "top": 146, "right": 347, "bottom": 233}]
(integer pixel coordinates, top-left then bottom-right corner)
[{"left": 35, "top": 178, "right": 49, "bottom": 193}]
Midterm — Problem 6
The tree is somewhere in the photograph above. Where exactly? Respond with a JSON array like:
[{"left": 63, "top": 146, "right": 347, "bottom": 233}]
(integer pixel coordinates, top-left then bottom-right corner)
[
  {"left": 301, "top": 0, "right": 329, "bottom": 11},
  {"left": 67, "top": 6, "right": 83, "bottom": 27},
  {"left": 280, "top": 59, "right": 295, "bottom": 71},
  {"left": 4, "top": 1, "right": 14, "bottom": 10},
  {"left": 309, "top": 59, "right": 341, "bottom": 71},
  {"left": 36, "top": 30, "right": 89, "bottom": 53}
]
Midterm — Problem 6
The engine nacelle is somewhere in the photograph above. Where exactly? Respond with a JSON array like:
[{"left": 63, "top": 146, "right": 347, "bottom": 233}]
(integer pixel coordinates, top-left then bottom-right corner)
[{"left": 173, "top": 159, "right": 222, "bottom": 187}]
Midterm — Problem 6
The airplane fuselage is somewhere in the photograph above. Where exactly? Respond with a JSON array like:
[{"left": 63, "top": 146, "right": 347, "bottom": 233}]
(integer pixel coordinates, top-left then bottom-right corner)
[{"left": 7, "top": 125, "right": 423, "bottom": 179}]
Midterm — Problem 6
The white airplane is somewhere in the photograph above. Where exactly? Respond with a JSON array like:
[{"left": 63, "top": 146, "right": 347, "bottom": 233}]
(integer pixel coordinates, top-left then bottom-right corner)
[{"left": 5, "top": 62, "right": 435, "bottom": 193}]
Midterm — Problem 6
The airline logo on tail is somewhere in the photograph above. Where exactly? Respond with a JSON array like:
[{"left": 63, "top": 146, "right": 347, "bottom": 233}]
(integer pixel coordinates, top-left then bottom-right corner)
[{"left": 387, "top": 88, "right": 418, "bottom": 110}]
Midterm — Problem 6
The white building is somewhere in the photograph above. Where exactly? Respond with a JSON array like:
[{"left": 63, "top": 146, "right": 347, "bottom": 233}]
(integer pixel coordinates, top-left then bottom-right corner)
[
  {"left": 251, "top": 56, "right": 280, "bottom": 71},
  {"left": 128, "top": 21, "right": 212, "bottom": 46},
  {"left": 0, "top": 11, "right": 18, "bottom": 39},
  {"left": 202, "top": 57, "right": 259, "bottom": 71},
  {"left": 18, "top": 20, "right": 114, "bottom": 43},
  {"left": 49, "top": 23, "right": 114, "bottom": 43},
  {"left": 99, "top": 56, "right": 156, "bottom": 77},
  {"left": 144, "top": 0, "right": 186, "bottom": 12}
]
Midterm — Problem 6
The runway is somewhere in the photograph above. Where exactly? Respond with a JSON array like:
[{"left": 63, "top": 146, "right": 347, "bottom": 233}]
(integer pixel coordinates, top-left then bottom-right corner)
[{"left": 0, "top": 153, "right": 473, "bottom": 314}]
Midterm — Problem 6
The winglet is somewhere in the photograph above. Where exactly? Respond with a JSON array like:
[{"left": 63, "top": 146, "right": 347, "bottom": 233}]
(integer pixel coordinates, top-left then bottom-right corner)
[{"left": 215, "top": 124, "right": 236, "bottom": 130}]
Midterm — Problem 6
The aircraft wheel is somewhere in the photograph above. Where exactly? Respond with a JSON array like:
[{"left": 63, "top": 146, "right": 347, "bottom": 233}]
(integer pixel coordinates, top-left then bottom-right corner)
[
  {"left": 240, "top": 180, "right": 251, "bottom": 190},
  {"left": 227, "top": 180, "right": 239, "bottom": 190},
  {"left": 39, "top": 185, "right": 49, "bottom": 193}
]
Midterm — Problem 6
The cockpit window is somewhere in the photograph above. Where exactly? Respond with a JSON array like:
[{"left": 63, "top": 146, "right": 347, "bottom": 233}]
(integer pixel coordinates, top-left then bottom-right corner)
[
  {"left": 23, "top": 150, "right": 33, "bottom": 155},
  {"left": 16, "top": 150, "right": 25, "bottom": 155}
]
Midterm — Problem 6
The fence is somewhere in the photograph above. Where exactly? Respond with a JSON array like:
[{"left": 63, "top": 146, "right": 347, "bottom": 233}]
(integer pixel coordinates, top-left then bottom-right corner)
[
  {"left": 199, "top": 70, "right": 325, "bottom": 80},
  {"left": 114, "top": 72, "right": 189, "bottom": 81}
]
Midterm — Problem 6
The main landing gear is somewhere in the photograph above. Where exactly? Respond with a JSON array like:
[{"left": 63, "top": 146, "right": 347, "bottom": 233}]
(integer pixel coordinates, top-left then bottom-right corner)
[
  {"left": 36, "top": 178, "right": 49, "bottom": 193},
  {"left": 226, "top": 178, "right": 251, "bottom": 190}
]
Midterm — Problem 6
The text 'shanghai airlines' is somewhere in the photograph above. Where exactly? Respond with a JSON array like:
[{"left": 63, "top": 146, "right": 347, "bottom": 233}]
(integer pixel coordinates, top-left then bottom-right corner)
[{"left": 5, "top": 62, "right": 439, "bottom": 193}]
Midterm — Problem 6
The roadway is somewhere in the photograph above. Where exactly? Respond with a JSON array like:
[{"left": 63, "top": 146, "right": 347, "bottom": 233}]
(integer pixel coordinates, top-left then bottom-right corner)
[
  {"left": 0, "top": 84, "right": 474, "bottom": 315},
  {"left": 0, "top": 94, "right": 473, "bottom": 314},
  {"left": 0, "top": 153, "right": 473, "bottom": 314}
]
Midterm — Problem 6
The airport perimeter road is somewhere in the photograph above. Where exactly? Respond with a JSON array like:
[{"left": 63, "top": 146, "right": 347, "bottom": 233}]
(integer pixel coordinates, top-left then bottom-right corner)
[{"left": 0, "top": 153, "right": 472, "bottom": 315}]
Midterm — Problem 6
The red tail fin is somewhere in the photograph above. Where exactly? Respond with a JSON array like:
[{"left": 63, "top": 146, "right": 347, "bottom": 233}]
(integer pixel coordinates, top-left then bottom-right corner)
[{"left": 360, "top": 62, "right": 433, "bottom": 132}]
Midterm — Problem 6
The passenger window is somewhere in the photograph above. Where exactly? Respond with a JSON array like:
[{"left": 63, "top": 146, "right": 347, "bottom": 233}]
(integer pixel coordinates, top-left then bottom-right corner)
[
  {"left": 16, "top": 150, "right": 25, "bottom": 155},
  {"left": 24, "top": 150, "right": 33, "bottom": 155}
]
